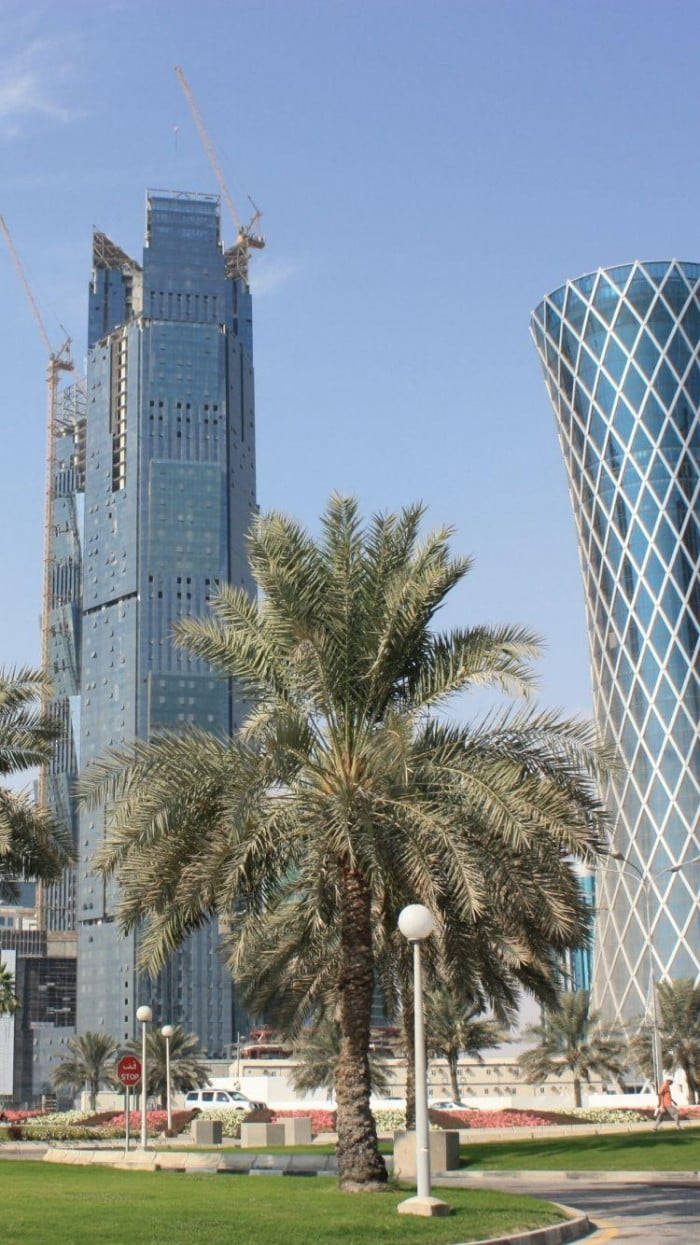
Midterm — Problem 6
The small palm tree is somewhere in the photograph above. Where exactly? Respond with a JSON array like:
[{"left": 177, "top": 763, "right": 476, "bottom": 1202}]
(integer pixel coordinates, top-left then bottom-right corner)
[
  {"left": 518, "top": 990, "right": 626, "bottom": 1107},
  {"left": 630, "top": 978, "right": 700, "bottom": 1102},
  {"left": 425, "top": 985, "right": 510, "bottom": 1104},
  {"left": 82, "top": 498, "right": 610, "bottom": 1188},
  {"left": 50, "top": 1032, "right": 119, "bottom": 1110},
  {"left": 290, "top": 1015, "right": 391, "bottom": 1099},
  {"left": 127, "top": 1025, "right": 209, "bottom": 1108},
  {"left": 0, "top": 666, "right": 73, "bottom": 897},
  {"left": 0, "top": 959, "right": 19, "bottom": 1016}
]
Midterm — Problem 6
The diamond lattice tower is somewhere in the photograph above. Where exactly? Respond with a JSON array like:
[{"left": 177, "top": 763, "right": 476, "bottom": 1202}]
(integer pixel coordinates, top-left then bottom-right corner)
[{"left": 531, "top": 260, "right": 699, "bottom": 1024}]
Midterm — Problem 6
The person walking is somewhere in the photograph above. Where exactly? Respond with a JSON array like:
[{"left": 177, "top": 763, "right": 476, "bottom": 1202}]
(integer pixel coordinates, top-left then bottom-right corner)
[{"left": 653, "top": 1077, "right": 681, "bottom": 1130}]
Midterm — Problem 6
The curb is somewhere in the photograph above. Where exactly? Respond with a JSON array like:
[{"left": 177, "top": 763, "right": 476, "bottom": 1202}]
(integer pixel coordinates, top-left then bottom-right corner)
[
  {"left": 451, "top": 1203, "right": 593, "bottom": 1245},
  {"left": 435, "top": 1169, "right": 699, "bottom": 1185}
]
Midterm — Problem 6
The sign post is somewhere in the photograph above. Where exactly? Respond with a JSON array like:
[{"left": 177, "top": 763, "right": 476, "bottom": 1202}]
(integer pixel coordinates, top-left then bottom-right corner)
[{"left": 116, "top": 1055, "right": 142, "bottom": 1153}]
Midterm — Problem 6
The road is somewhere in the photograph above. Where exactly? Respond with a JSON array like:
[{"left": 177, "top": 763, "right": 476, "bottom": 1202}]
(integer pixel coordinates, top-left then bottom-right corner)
[{"left": 446, "top": 1177, "right": 700, "bottom": 1243}]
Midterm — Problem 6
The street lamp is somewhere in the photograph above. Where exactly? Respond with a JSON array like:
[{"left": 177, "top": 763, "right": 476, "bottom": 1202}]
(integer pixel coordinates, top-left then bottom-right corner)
[
  {"left": 397, "top": 904, "right": 449, "bottom": 1218},
  {"left": 136, "top": 1005, "right": 153, "bottom": 1149},
  {"left": 609, "top": 852, "right": 700, "bottom": 1090},
  {"left": 161, "top": 1024, "right": 175, "bottom": 1133}
]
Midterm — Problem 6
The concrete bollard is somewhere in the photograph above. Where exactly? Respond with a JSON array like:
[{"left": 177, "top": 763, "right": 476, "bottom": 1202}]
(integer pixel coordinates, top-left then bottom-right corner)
[
  {"left": 392, "top": 1129, "right": 460, "bottom": 1178},
  {"left": 282, "top": 1116, "right": 313, "bottom": 1145},
  {"left": 191, "top": 1119, "right": 223, "bottom": 1146},
  {"left": 240, "top": 1122, "right": 285, "bottom": 1148}
]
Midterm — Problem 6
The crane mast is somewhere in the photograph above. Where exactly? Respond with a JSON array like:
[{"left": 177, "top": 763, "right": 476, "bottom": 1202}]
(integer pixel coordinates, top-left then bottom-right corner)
[
  {"left": 174, "top": 65, "right": 265, "bottom": 283},
  {"left": 0, "top": 214, "right": 75, "bottom": 927}
]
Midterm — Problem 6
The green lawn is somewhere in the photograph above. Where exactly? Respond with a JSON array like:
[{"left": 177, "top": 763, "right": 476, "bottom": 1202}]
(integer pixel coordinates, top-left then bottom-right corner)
[
  {"left": 457, "top": 1126, "right": 700, "bottom": 1171},
  {"left": 1, "top": 1162, "right": 565, "bottom": 1245}
]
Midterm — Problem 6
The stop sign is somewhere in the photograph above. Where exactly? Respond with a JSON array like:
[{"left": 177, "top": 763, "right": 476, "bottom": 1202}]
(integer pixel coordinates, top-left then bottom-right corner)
[{"left": 116, "top": 1054, "right": 142, "bottom": 1087}]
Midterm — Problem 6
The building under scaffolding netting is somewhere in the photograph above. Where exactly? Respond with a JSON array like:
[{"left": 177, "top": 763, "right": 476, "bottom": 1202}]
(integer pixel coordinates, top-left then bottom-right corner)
[{"left": 41, "top": 382, "right": 86, "bottom": 932}]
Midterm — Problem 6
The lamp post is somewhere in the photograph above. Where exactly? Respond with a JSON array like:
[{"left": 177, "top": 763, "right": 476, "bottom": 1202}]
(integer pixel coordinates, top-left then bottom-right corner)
[
  {"left": 397, "top": 904, "right": 449, "bottom": 1218},
  {"left": 136, "top": 1005, "right": 153, "bottom": 1149},
  {"left": 610, "top": 852, "right": 700, "bottom": 1091},
  {"left": 161, "top": 1025, "right": 175, "bottom": 1134}
]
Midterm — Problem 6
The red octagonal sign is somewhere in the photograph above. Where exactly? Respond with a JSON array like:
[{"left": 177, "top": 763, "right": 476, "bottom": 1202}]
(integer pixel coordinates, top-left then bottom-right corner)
[{"left": 116, "top": 1054, "right": 142, "bottom": 1087}]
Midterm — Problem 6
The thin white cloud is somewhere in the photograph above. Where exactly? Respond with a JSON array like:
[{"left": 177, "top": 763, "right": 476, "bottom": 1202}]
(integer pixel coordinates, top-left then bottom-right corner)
[
  {"left": 250, "top": 258, "right": 300, "bottom": 297},
  {"left": 0, "top": 42, "right": 80, "bottom": 137}
]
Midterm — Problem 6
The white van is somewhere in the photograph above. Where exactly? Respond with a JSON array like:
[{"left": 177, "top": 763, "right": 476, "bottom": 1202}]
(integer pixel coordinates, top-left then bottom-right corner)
[{"left": 184, "top": 1088, "right": 265, "bottom": 1112}]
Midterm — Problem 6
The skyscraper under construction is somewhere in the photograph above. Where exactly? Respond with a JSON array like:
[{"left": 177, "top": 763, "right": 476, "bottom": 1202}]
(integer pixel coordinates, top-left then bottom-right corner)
[{"left": 76, "top": 191, "right": 257, "bottom": 1049}]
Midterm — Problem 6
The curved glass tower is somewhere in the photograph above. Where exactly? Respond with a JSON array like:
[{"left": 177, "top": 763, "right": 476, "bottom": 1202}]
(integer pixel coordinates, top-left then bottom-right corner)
[{"left": 531, "top": 261, "right": 699, "bottom": 1024}]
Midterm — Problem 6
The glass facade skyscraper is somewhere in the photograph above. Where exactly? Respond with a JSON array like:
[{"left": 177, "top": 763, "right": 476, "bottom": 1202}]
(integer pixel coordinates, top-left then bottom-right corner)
[
  {"left": 532, "top": 261, "right": 699, "bottom": 1024},
  {"left": 77, "top": 192, "right": 257, "bottom": 1049}
]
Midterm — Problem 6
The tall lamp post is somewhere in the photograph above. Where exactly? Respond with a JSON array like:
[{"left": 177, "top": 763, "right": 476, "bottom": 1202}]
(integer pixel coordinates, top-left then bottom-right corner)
[
  {"left": 161, "top": 1024, "right": 175, "bottom": 1134},
  {"left": 397, "top": 904, "right": 449, "bottom": 1218},
  {"left": 136, "top": 1005, "right": 153, "bottom": 1149},
  {"left": 610, "top": 852, "right": 700, "bottom": 1090}
]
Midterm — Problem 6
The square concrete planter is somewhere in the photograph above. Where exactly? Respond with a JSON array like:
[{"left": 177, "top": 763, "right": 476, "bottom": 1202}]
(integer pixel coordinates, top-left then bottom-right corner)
[
  {"left": 282, "top": 1116, "right": 313, "bottom": 1145},
  {"left": 392, "top": 1129, "right": 460, "bottom": 1178},
  {"left": 191, "top": 1119, "right": 222, "bottom": 1146},
  {"left": 240, "top": 1122, "right": 285, "bottom": 1148}
]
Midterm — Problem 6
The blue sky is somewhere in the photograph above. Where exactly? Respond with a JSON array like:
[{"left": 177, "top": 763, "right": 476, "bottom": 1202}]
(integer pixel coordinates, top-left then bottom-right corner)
[{"left": 1, "top": 0, "right": 699, "bottom": 720}]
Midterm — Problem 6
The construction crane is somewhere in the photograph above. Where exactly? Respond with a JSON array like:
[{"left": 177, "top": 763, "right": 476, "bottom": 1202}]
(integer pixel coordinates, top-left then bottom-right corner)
[
  {"left": 0, "top": 214, "right": 75, "bottom": 925},
  {"left": 174, "top": 65, "right": 265, "bottom": 282}
]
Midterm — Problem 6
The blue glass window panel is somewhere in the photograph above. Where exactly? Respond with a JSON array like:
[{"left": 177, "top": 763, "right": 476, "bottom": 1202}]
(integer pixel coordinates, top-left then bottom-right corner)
[
  {"left": 583, "top": 438, "right": 599, "bottom": 479},
  {"left": 677, "top": 451, "right": 698, "bottom": 500},
  {"left": 680, "top": 297, "right": 700, "bottom": 344},
  {"left": 599, "top": 562, "right": 614, "bottom": 602},
  {"left": 625, "top": 613, "right": 642, "bottom": 658},
  {"left": 646, "top": 295, "right": 675, "bottom": 346},
  {"left": 560, "top": 323, "right": 579, "bottom": 367},
  {"left": 670, "top": 707, "right": 694, "bottom": 754},
  {"left": 660, "top": 578, "right": 681, "bottom": 625},
  {"left": 632, "top": 745, "right": 652, "bottom": 793},
  {"left": 628, "top": 520, "right": 649, "bottom": 569},
  {"left": 682, "top": 356, "right": 700, "bottom": 409},
  {"left": 674, "top": 774, "right": 697, "bottom": 820},
  {"left": 666, "top": 485, "right": 690, "bottom": 533},
  {"left": 613, "top": 301, "right": 641, "bottom": 351},
  {"left": 634, "top": 585, "right": 653, "bottom": 631},
  {"left": 594, "top": 374, "right": 615, "bottom": 419},
  {"left": 680, "top": 513, "right": 698, "bottom": 559},
  {"left": 648, "top": 453, "right": 672, "bottom": 503},
  {"left": 650, "top": 611, "right": 671, "bottom": 660},
  {"left": 676, "top": 612, "right": 698, "bottom": 662},
  {"left": 620, "top": 553, "right": 637, "bottom": 602},
  {"left": 680, "top": 260, "right": 700, "bottom": 281},
  {"left": 620, "top": 716, "right": 637, "bottom": 762},
  {"left": 571, "top": 415, "right": 585, "bottom": 456},
  {"left": 577, "top": 346, "right": 598, "bottom": 394},
  {"left": 606, "top": 528, "right": 623, "bottom": 568},
  {"left": 645, "top": 775, "right": 669, "bottom": 824},
  {"left": 561, "top": 361, "right": 575, "bottom": 401},
  {"left": 607, "top": 264, "right": 633, "bottom": 291},
  {"left": 545, "top": 338, "right": 558, "bottom": 371},
  {"left": 626, "top": 271, "right": 655, "bottom": 319},
  {"left": 575, "top": 273, "right": 596, "bottom": 299},
  {"left": 634, "top": 331, "right": 660, "bottom": 380},
  {"left": 598, "top": 462, "right": 614, "bottom": 500},
  {"left": 613, "top": 493, "right": 630, "bottom": 535},
  {"left": 671, "top": 546, "right": 693, "bottom": 594},
  {"left": 532, "top": 304, "right": 545, "bottom": 330},
  {"left": 657, "top": 420, "right": 682, "bottom": 460},
  {"left": 630, "top": 420, "right": 652, "bottom": 462},
  {"left": 604, "top": 429, "right": 624, "bottom": 476},
  {"left": 666, "top": 328, "right": 691, "bottom": 378},
  {"left": 653, "top": 359, "right": 678, "bottom": 407},
  {"left": 612, "top": 396, "right": 635, "bottom": 444},
  {"left": 654, "top": 515, "right": 677, "bottom": 566},
  {"left": 623, "top": 363, "right": 647, "bottom": 408},
  {"left": 573, "top": 382, "right": 590, "bottom": 422},
  {"left": 593, "top": 275, "right": 619, "bottom": 324},
  {"left": 585, "top": 311, "right": 608, "bottom": 361},
  {"left": 643, "top": 261, "right": 671, "bottom": 286},
  {"left": 640, "top": 391, "right": 665, "bottom": 438},
  {"left": 564, "top": 285, "right": 587, "bottom": 332},
  {"left": 550, "top": 285, "right": 566, "bottom": 310},
  {"left": 642, "top": 547, "right": 662, "bottom": 590},
  {"left": 660, "top": 267, "right": 691, "bottom": 316},
  {"left": 603, "top": 336, "right": 626, "bottom": 383},
  {"left": 545, "top": 302, "right": 561, "bottom": 342},
  {"left": 531, "top": 320, "right": 545, "bottom": 354},
  {"left": 669, "top": 396, "right": 693, "bottom": 442},
  {"left": 644, "top": 710, "right": 666, "bottom": 758},
  {"left": 638, "top": 648, "right": 660, "bottom": 694}
]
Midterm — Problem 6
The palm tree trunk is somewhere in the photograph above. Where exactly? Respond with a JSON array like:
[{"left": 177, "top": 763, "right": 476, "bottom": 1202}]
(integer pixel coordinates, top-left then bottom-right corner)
[
  {"left": 448, "top": 1053, "right": 460, "bottom": 1103},
  {"left": 90, "top": 1080, "right": 97, "bottom": 1112},
  {"left": 573, "top": 1077, "right": 582, "bottom": 1108},
  {"left": 335, "top": 866, "right": 387, "bottom": 1190}
]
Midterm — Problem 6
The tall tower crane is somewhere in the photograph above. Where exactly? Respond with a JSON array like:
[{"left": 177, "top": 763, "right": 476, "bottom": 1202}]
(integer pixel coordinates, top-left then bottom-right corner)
[
  {"left": 174, "top": 65, "right": 265, "bottom": 282},
  {"left": 0, "top": 214, "right": 75, "bottom": 925}
]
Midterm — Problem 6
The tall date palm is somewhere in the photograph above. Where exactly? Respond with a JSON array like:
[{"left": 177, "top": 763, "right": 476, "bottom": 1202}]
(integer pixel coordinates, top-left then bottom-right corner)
[{"left": 82, "top": 497, "right": 609, "bottom": 1188}]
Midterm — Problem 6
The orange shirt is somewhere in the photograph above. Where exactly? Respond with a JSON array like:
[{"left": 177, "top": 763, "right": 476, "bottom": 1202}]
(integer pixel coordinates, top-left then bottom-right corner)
[{"left": 659, "top": 1083, "right": 673, "bottom": 1108}]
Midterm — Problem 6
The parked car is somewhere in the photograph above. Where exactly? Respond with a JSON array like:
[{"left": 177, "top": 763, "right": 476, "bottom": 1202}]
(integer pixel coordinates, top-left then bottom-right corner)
[
  {"left": 429, "top": 1099, "right": 470, "bottom": 1112},
  {"left": 184, "top": 1088, "right": 266, "bottom": 1112}
]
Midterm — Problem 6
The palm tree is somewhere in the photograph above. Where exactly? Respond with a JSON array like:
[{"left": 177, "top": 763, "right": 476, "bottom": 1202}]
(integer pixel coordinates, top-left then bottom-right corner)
[
  {"left": 630, "top": 978, "right": 700, "bottom": 1102},
  {"left": 127, "top": 1025, "right": 209, "bottom": 1108},
  {"left": 50, "top": 1031, "right": 119, "bottom": 1110},
  {"left": 291, "top": 1016, "right": 391, "bottom": 1098},
  {"left": 0, "top": 666, "right": 73, "bottom": 897},
  {"left": 0, "top": 959, "right": 19, "bottom": 1015},
  {"left": 81, "top": 497, "right": 609, "bottom": 1189},
  {"left": 518, "top": 990, "right": 626, "bottom": 1107},
  {"left": 425, "top": 985, "right": 510, "bottom": 1104}
]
